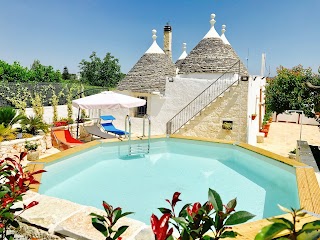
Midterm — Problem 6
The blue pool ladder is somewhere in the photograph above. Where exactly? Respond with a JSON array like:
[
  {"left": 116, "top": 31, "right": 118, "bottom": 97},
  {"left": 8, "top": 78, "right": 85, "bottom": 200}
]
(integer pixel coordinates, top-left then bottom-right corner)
[{"left": 125, "top": 114, "right": 151, "bottom": 156}]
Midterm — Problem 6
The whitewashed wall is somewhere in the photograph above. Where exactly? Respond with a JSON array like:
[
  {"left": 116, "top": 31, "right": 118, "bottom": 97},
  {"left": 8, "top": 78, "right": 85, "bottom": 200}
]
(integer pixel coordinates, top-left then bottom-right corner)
[
  {"left": 275, "top": 112, "right": 318, "bottom": 125},
  {"left": 247, "top": 76, "right": 266, "bottom": 145},
  {"left": 25, "top": 105, "right": 80, "bottom": 124},
  {"left": 101, "top": 78, "right": 216, "bottom": 136},
  {"left": 138, "top": 73, "right": 236, "bottom": 135}
]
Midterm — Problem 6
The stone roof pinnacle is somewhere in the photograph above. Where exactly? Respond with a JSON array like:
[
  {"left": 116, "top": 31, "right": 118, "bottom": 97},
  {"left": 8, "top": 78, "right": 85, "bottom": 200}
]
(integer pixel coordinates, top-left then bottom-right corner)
[
  {"left": 220, "top": 24, "right": 230, "bottom": 45},
  {"left": 203, "top": 13, "right": 221, "bottom": 39},
  {"left": 145, "top": 29, "right": 165, "bottom": 54},
  {"left": 178, "top": 43, "right": 188, "bottom": 60}
]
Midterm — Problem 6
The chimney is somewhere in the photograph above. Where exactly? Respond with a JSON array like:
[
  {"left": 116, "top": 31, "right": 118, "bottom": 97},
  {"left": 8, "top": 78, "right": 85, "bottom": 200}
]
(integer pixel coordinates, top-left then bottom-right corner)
[{"left": 163, "top": 23, "right": 172, "bottom": 60}]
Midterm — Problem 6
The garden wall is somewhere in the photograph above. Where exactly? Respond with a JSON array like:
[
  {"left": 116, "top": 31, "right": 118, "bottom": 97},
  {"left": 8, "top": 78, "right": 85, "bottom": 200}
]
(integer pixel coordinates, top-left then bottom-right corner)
[{"left": 0, "top": 135, "right": 52, "bottom": 160}]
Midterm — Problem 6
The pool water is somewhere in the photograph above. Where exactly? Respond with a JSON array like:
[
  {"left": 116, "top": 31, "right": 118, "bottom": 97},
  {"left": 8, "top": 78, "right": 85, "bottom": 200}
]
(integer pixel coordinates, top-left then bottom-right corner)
[{"left": 39, "top": 138, "right": 300, "bottom": 224}]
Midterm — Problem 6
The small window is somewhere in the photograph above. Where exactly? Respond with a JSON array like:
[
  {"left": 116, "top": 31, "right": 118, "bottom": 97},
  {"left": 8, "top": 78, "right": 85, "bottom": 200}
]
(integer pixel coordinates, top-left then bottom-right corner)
[
  {"left": 135, "top": 96, "right": 147, "bottom": 117},
  {"left": 222, "top": 120, "right": 233, "bottom": 130}
]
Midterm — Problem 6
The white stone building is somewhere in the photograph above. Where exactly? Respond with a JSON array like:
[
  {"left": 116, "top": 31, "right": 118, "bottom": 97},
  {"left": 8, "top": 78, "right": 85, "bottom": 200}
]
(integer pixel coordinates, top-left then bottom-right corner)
[{"left": 112, "top": 13, "right": 266, "bottom": 144}]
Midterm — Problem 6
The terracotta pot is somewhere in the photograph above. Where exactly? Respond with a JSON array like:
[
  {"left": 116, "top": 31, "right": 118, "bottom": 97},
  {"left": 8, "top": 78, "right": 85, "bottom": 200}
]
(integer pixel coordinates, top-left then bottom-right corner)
[
  {"left": 263, "top": 123, "right": 270, "bottom": 130},
  {"left": 53, "top": 121, "right": 68, "bottom": 127},
  {"left": 251, "top": 115, "right": 257, "bottom": 120},
  {"left": 27, "top": 151, "right": 39, "bottom": 161},
  {"left": 260, "top": 128, "right": 269, "bottom": 137}
]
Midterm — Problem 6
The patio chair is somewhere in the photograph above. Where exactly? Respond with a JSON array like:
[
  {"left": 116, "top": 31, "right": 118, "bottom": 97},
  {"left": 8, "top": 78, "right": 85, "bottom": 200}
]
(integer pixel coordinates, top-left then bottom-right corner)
[
  {"left": 84, "top": 123, "right": 117, "bottom": 140},
  {"left": 99, "top": 115, "right": 128, "bottom": 136},
  {"left": 52, "top": 127, "right": 84, "bottom": 150}
]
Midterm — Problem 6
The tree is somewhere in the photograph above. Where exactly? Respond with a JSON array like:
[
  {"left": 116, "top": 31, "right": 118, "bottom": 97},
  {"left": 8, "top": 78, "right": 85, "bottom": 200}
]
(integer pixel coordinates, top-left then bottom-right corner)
[
  {"left": 29, "top": 59, "right": 62, "bottom": 82},
  {"left": 0, "top": 60, "right": 29, "bottom": 82},
  {"left": 79, "top": 52, "right": 125, "bottom": 87},
  {"left": 62, "top": 66, "right": 70, "bottom": 80},
  {"left": 265, "top": 65, "right": 320, "bottom": 118},
  {"left": 0, "top": 59, "right": 63, "bottom": 83},
  {"left": 31, "top": 59, "right": 41, "bottom": 70}
]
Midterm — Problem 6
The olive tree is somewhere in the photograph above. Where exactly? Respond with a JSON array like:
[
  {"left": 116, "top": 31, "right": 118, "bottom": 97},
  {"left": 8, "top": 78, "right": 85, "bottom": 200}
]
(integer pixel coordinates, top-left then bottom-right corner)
[
  {"left": 265, "top": 65, "right": 320, "bottom": 118},
  {"left": 79, "top": 51, "right": 125, "bottom": 87}
]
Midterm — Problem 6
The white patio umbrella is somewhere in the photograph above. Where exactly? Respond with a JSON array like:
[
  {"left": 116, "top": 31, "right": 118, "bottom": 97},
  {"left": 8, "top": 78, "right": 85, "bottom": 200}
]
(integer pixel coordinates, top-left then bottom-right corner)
[
  {"left": 72, "top": 91, "right": 146, "bottom": 110},
  {"left": 72, "top": 91, "right": 146, "bottom": 137}
]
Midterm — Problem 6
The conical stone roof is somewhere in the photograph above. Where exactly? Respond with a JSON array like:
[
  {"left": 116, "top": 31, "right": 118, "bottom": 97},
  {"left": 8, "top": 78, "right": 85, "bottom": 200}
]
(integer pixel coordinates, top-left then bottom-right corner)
[
  {"left": 117, "top": 53, "right": 176, "bottom": 93},
  {"left": 117, "top": 30, "right": 176, "bottom": 93},
  {"left": 178, "top": 38, "right": 248, "bottom": 75},
  {"left": 175, "top": 43, "right": 188, "bottom": 69},
  {"left": 178, "top": 14, "right": 248, "bottom": 76}
]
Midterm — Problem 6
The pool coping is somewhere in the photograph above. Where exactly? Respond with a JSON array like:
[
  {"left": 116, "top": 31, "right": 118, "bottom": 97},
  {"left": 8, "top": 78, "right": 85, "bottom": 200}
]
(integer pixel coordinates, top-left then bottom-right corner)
[{"left": 27, "top": 134, "right": 320, "bottom": 239}]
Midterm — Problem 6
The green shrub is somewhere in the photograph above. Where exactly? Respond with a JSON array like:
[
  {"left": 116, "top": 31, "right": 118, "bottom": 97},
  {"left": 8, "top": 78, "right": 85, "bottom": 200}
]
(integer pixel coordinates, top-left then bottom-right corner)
[
  {"left": 20, "top": 116, "right": 49, "bottom": 136},
  {"left": 0, "top": 124, "right": 17, "bottom": 142},
  {"left": 255, "top": 205, "right": 320, "bottom": 240},
  {"left": 0, "top": 106, "right": 25, "bottom": 127}
]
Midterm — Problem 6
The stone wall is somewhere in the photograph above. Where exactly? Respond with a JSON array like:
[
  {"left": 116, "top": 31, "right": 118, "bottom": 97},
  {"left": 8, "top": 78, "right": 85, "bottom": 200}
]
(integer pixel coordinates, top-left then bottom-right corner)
[
  {"left": 178, "top": 80, "right": 248, "bottom": 142},
  {"left": 0, "top": 135, "right": 52, "bottom": 160}
]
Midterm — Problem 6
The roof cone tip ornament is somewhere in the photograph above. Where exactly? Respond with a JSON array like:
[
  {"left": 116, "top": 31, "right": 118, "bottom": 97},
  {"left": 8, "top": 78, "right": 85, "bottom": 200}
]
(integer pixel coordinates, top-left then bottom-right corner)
[
  {"left": 220, "top": 24, "right": 230, "bottom": 45},
  {"left": 182, "top": 43, "right": 187, "bottom": 51},
  {"left": 178, "top": 42, "right": 188, "bottom": 60},
  {"left": 203, "top": 13, "right": 220, "bottom": 39},
  {"left": 152, "top": 29, "right": 157, "bottom": 41},
  {"left": 221, "top": 24, "right": 226, "bottom": 34},
  {"left": 145, "top": 29, "right": 165, "bottom": 54},
  {"left": 210, "top": 14, "right": 216, "bottom": 26}
]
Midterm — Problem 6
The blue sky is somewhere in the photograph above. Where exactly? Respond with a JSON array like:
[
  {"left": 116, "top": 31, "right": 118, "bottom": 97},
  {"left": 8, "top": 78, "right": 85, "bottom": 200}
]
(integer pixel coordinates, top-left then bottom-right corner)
[{"left": 0, "top": 0, "right": 319, "bottom": 77}]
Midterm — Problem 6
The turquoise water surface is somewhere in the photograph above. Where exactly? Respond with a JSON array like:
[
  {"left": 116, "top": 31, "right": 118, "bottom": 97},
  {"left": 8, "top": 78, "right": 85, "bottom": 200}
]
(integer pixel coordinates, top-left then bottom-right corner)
[{"left": 39, "top": 138, "right": 300, "bottom": 224}]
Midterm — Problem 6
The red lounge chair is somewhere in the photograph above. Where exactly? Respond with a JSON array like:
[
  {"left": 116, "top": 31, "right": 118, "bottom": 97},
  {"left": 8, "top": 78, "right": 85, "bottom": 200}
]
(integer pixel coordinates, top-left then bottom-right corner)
[{"left": 52, "top": 128, "right": 83, "bottom": 150}]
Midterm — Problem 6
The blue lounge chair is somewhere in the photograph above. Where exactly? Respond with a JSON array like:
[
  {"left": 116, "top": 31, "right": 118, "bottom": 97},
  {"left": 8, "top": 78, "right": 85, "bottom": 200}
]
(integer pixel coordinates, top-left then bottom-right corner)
[{"left": 100, "top": 115, "right": 128, "bottom": 136}]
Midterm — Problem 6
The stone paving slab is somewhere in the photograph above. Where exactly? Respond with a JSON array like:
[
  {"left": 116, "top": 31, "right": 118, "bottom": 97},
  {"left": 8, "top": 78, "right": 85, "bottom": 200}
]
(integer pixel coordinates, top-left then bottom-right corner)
[
  {"left": 16, "top": 193, "right": 150, "bottom": 239},
  {"left": 19, "top": 195, "right": 85, "bottom": 230},
  {"left": 54, "top": 206, "right": 146, "bottom": 240}
]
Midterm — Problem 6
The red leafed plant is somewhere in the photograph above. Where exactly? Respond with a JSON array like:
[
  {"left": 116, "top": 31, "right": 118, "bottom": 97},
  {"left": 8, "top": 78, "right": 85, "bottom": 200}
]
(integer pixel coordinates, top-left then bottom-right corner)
[
  {"left": 90, "top": 201, "right": 133, "bottom": 240},
  {"left": 0, "top": 152, "right": 46, "bottom": 239},
  {"left": 151, "top": 213, "right": 174, "bottom": 240},
  {"left": 151, "top": 189, "right": 255, "bottom": 240}
]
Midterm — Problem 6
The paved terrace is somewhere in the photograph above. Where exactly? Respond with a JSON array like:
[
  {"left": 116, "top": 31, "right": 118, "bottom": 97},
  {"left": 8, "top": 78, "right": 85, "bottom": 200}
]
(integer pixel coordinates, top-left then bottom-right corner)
[{"left": 256, "top": 122, "right": 320, "bottom": 185}]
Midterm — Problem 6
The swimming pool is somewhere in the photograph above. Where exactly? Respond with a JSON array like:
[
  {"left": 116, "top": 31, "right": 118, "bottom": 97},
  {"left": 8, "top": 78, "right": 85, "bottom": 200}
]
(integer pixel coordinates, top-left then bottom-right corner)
[{"left": 39, "top": 138, "right": 300, "bottom": 224}]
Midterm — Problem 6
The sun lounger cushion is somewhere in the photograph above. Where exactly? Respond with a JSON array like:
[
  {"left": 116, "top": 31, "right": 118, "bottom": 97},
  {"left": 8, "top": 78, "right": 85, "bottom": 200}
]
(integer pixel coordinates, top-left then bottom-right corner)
[
  {"left": 101, "top": 122, "right": 128, "bottom": 136},
  {"left": 100, "top": 115, "right": 116, "bottom": 121},
  {"left": 53, "top": 129, "right": 83, "bottom": 148}
]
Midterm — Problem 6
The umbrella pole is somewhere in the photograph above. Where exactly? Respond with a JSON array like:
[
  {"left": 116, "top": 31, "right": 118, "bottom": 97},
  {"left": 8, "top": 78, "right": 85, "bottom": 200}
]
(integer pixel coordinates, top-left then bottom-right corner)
[{"left": 76, "top": 108, "right": 80, "bottom": 139}]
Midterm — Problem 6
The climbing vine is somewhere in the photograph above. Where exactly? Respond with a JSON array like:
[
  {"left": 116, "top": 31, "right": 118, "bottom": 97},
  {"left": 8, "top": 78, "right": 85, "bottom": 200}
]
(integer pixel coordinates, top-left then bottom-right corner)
[
  {"left": 0, "top": 83, "right": 30, "bottom": 114},
  {"left": 30, "top": 84, "right": 51, "bottom": 120},
  {"left": 50, "top": 87, "right": 65, "bottom": 122}
]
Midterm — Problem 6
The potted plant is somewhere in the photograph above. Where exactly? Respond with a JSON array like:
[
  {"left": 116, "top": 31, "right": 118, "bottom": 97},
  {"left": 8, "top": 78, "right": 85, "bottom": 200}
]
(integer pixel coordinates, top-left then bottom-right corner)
[
  {"left": 25, "top": 141, "right": 39, "bottom": 161},
  {"left": 251, "top": 113, "right": 257, "bottom": 120},
  {"left": 288, "top": 148, "right": 296, "bottom": 159},
  {"left": 222, "top": 122, "right": 233, "bottom": 130}
]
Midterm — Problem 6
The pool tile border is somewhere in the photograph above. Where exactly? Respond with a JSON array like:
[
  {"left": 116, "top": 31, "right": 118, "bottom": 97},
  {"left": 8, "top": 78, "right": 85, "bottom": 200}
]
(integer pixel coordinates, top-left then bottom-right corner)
[
  {"left": 171, "top": 135, "right": 320, "bottom": 213},
  {"left": 26, "top": 135, "right": 320, "bottom": 239}
]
